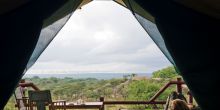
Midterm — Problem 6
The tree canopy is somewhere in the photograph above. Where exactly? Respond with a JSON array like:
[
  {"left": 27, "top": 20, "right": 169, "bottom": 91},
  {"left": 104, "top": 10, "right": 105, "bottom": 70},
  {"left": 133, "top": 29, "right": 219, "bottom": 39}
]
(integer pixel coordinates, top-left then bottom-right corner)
[{"left": 152, "top": 66, "right": 178, "bottom": 78}]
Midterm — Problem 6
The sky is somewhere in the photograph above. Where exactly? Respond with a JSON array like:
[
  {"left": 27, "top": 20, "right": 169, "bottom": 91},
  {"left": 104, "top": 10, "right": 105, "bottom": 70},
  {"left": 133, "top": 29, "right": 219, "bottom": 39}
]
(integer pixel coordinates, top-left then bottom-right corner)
[{"left": 26, "top": 1, "right": 171, "bottom": 74}]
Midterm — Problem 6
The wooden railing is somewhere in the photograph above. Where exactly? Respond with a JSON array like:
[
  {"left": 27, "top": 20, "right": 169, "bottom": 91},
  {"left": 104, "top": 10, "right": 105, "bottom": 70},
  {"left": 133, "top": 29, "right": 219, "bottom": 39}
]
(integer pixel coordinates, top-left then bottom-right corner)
[
  {"left": 18, "top": 82, "right": 40, "bottom": 91},
  {"left": 15, "top": 78, "right": 193, "bottom": 110},
  {"left": 15, "top": 82, "right": 40, "bottom": 110},
  {"left": 99, "top": 78, "right": 193, "bottom": 110}
]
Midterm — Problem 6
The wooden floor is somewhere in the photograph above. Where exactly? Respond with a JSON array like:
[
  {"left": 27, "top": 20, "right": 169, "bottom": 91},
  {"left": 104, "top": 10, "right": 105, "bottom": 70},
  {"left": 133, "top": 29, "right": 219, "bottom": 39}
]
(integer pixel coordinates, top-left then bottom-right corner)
[{"left": 54, "top": 102, "right": 103, "bottom": 110}]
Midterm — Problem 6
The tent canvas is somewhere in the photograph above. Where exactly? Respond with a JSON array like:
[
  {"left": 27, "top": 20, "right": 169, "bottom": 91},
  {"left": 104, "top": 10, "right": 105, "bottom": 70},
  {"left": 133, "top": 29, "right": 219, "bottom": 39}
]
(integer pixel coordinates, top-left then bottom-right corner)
[{"left": 0, "top": 0, "right": 219, "bottom": 110}]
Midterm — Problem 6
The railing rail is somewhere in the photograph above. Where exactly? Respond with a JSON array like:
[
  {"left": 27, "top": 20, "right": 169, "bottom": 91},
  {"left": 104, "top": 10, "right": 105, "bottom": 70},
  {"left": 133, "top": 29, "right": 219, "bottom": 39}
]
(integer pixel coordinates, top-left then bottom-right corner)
[
  {"left": 99, "top": 78, "right": 193, "bottom": 110},
  {"left": 16, "top": 78, "right": 193, "bottom": 110},
  {"left": 15, "top": 81, "right": 40, "bottom": 110},
  {"left": 18, "top": 82, "right": 40, "bottom": 91},
  {"left": 103, "top": 101, "right": 166, "bottom": 105},
  {"left": 149, "top": 78, "right": 185, "bottom": 102}
]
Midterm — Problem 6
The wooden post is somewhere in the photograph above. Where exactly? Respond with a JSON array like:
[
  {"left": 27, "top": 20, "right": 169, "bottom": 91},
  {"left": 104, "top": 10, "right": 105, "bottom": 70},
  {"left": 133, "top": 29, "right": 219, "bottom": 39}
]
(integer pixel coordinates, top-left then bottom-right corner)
[
  {"left": 100, "top": 97, "right": 104, "bottom": 110},
  {"left": 187, "top": 91, "right": 193, "bottom": 104},
  {"left": 176, "top": 78, "right": 182, "bottom": 94}
]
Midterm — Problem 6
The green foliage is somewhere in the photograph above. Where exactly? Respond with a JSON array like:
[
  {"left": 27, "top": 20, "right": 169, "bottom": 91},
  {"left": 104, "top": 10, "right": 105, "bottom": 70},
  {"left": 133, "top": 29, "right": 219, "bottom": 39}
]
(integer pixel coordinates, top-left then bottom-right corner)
[
  {"left": 126, "top": 79, "right": 175, "bottom": 101},
  {"left": 124, "top": 79, "right": 175, "bottom": 109},
  {"left": 4, "top": 97, "right": 15, "bottom": 110},
  {"left": 152, "top": 66, "right": 178, "bottom": 78},
  {"left": 6, "top": 71, "right": 178, "bottom": 110},
  {"left": 109, "top": 79, "right": 124, "bottom": 87}
]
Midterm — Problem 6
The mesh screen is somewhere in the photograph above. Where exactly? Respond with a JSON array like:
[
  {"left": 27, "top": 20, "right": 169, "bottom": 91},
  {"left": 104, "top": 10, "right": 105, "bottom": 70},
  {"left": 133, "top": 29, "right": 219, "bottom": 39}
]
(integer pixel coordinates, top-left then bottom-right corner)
[
  {"left": 26, "top": 14, "right": 72, "bottom": 69},
  {"left": 117, "top": 0, "right": 175, "bottom": 64},
  {"left": 24, "top": 0, "right": 83, "bottom": 72},
  {"left": 134, "top": 13, "right": 175, "bottom": 64}
]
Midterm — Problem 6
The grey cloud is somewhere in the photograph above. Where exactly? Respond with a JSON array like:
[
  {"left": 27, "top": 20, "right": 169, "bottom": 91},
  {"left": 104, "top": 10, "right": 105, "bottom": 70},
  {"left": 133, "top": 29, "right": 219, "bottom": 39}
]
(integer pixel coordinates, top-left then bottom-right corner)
[{"left": 28, "top": 1, "right": 171, "bottom": 73}]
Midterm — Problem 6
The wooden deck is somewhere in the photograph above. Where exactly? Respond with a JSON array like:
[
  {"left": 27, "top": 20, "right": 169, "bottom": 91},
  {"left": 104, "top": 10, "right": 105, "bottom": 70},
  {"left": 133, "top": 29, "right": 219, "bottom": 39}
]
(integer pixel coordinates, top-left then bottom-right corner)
[{"left": 54, "top": 102, "right": 103, "bottom": 110}]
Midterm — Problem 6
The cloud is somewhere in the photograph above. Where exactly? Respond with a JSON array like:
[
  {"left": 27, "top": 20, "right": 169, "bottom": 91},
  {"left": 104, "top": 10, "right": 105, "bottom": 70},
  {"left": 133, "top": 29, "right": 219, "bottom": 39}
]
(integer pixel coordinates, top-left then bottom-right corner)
[{"left": 26, "top": 1, "right": 171, "bottom": 74}]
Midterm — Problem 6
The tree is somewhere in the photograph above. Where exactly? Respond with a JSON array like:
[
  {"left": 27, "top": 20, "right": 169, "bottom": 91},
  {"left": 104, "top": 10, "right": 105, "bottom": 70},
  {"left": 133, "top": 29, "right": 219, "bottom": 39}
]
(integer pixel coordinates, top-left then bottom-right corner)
[
  {"left": 131, "top": 73, "right": 137, "bottom": 77},
  {"left": 127, "top": 80, "right": 161, "bottom": 100},
  {"left": 131, "top": 73, "right": 137, "bottom": 80},
  {"left": 123, "top": 75, "right": 128, "bottom": 81},
  {"left": 152, "top": 66, "right": 178, "bottom": 78}
]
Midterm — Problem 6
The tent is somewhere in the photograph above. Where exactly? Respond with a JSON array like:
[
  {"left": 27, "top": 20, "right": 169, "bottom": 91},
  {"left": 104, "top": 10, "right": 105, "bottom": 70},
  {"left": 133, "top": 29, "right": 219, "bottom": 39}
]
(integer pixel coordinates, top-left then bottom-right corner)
[{"left": 0, "top": 0, "right": 219, "bottom": 109}]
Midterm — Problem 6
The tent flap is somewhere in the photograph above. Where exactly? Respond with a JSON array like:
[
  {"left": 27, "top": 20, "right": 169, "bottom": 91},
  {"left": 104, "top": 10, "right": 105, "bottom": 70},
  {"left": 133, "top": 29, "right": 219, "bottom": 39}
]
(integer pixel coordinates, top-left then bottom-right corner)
[{"left": 26, "top": 0, "right": 84, "bottom": 71}]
